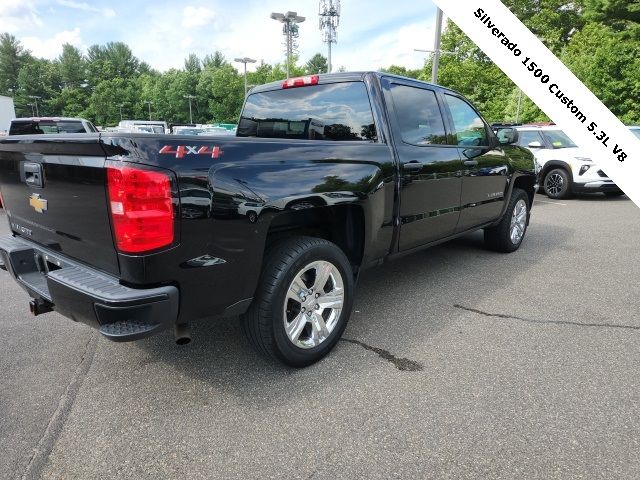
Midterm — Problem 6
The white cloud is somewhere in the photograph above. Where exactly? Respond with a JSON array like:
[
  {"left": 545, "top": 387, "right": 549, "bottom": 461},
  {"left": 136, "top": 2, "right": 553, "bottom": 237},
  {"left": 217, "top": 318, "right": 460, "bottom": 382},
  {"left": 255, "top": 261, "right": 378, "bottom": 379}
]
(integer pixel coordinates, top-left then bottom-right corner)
[
  {"left": 57, "top": 0, "right": 116, "bottom": 19},
  {"left": 0, "top": 1, "right": 42, "bottom": 33},
  {"left": 181, "top": 6, "right": 217, "bottom": 28},
  {"left": 22, "top": 28, "right": 84, "bottom": 59}
]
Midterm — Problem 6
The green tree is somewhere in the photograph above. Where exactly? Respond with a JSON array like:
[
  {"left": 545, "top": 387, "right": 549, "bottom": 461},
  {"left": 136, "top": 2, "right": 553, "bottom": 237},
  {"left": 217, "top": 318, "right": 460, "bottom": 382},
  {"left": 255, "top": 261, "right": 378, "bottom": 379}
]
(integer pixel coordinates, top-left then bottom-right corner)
[
  {"left": 0, "top": 33, "right": 28, "bottom": 95},
  {"left": 305, "top": 53, "right": 328, "bottom": 74},
  {"left": 562, "top": 22, "right": 640, "bottom": 123},
  {"left": 202, "top": 51, "right": 228, "bottom": 69},
  {"left": 58, "top": 44, "right": 86, "bottom": 88},
  {"left": 197, "top": 64, "right": 244, "bottom": 123},
  {"left": 184, "top": 53, "right": 201, "bottom": 74},
  {"left": 379, "top": 65, "right": 421, "bottom": 78}
]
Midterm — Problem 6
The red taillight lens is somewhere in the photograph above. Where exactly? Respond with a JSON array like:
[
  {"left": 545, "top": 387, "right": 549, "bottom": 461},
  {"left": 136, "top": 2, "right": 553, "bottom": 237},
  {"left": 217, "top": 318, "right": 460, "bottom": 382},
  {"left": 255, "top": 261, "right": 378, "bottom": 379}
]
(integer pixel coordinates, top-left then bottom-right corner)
[
  {"left": 282, "top": 75, "right": 319, "bottom": 89},
  {"left": 106, "top": 165, "right": 174, "bottom": 253}
]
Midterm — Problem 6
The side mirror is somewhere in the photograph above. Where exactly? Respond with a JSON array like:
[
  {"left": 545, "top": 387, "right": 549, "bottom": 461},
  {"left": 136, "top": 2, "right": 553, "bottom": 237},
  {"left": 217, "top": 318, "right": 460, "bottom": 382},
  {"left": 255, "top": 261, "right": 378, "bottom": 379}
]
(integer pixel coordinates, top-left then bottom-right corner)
[
  {"left": 497, "top": 128, "right": 519, "bottom": 145},
  {"left": 527, "top": 141, "right": 542, "bottom": 148}
]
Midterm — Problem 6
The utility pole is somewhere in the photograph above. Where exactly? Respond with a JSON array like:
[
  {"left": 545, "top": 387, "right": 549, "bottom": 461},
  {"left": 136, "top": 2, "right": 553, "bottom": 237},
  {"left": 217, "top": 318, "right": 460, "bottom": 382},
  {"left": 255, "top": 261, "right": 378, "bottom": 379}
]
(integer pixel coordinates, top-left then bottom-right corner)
[
  {"left": 234, "top": 57, "right": 257, "bottom": 95},
  {"left": 319, "top": 0, "right": 340, "bottom": 73},
  {"left": 184, "top": 95, "right": 196, "bottom": 124},
  {"left": 431, "top": 8, "right": 444, "bottom": 84},
  {"left": 28, "top": 95, "right": 41, "bottom": 117},
  {"left": 271, "top": 11, "right": 306, "bottom": 78},
  {"left": 515, "top": 89, "right": 523, "bottom": 124},
  {"left": 144, "top": 101, "right": 153, "bottom": 120}
]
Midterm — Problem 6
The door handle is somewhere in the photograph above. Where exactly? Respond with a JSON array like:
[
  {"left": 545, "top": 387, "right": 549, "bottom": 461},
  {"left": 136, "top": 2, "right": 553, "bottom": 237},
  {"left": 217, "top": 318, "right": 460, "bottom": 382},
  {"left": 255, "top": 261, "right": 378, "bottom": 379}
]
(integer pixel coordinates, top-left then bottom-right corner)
[
  {"left": 403, "top": 161, "right": 424, "bottom": 171},
  {"left": 463, "top": 160, "right": 478, "bottom": 167}
]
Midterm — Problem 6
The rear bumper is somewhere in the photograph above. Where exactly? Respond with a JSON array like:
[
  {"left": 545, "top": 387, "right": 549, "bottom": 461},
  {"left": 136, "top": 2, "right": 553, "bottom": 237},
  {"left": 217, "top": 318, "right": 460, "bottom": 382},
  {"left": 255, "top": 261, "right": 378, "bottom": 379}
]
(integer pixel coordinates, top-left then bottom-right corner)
[{"left": 0, "top": 235, "right": 178, "bottom": 342}]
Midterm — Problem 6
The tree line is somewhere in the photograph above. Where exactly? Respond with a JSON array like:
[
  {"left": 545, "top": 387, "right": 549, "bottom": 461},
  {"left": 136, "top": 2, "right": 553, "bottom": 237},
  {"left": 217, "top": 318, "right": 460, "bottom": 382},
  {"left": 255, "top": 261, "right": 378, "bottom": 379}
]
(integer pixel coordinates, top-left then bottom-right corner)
[{"left": 0, "top": 0, "right": 638, "bottom": 126}]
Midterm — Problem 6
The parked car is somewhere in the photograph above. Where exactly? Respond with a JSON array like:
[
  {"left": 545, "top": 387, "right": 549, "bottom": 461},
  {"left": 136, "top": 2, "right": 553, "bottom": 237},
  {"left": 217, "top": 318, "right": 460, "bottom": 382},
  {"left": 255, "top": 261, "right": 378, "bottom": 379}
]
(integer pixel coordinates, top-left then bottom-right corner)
[
  {"left": 629, "top": 126, "right": 640, "bottom": 140},
  {"left": 9, "top": 117, "right": 97, "bottom": 135},
  {"left": 511, "top": 125, "right": 623, "bottom": 199},
  {"left": 117, "top": 120, "right": 168, "bottom": 134},
  {"left": 0, "top": 72, "right": 536, "bottom": 367}
]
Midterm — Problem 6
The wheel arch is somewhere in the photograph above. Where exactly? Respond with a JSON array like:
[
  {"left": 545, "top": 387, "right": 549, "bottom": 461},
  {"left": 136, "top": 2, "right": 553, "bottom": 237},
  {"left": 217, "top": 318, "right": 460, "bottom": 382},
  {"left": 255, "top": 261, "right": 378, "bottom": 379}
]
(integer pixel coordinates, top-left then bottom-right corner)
[{"left": 265, "top": 204, "right": 366, "bottom": 275}]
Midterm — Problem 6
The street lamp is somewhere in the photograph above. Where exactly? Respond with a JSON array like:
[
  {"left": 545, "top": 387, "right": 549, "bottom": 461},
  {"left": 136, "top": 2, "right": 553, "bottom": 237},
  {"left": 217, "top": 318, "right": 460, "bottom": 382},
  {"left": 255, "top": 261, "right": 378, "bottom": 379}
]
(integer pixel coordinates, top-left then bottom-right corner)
[
  {"left": 271, "top": 11, "right": 306, "bottom": 78},
  {"left": 27, "top": 103, "right": 35, "bottom": 116},
  {"left": 28, "top": 95, "right": 41, "bottom": 116},
  {"left": 144, "top": 100, "right": 153, "bottom": 121},
  {"left": 118, "top": 103, "right": 125, "bottom": 121},
  {"left": 183, "top": 95, "right": 196, "bottom": 124},
  {"left": 234, "top": 57, "right": 257, "bottom": 95}
]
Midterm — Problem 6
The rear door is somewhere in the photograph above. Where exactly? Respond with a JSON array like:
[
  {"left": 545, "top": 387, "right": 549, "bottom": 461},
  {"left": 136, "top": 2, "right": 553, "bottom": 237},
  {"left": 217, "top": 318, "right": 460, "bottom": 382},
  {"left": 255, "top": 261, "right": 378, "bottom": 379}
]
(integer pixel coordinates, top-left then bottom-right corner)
[
  {"left": 0, "top": 136, "right": 119, "bottom": 275},
  {"left": 382, "top": 78, "right": 463, "bottom": 250},
  {"left": 442, "top": 93, "right": 509, "bottom": 232}
]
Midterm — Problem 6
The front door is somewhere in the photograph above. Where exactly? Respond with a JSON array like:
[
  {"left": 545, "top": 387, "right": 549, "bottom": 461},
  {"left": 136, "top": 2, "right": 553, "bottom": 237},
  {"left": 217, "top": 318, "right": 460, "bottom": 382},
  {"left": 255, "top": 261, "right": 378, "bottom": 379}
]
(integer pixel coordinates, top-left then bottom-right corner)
[
  {"left": 442, "top": 94, "right": 510, "bottom": 232},
  {"left": 383, "top": 80, "right": 464, "bottom": 251}
]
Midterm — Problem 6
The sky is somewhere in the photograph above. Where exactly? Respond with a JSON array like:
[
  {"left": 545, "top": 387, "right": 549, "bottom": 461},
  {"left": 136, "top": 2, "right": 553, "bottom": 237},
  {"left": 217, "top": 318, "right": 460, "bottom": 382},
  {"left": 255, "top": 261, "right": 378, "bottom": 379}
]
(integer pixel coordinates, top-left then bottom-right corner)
[{"left": 0, "top": 0, "right": 440, "bottom": 73}]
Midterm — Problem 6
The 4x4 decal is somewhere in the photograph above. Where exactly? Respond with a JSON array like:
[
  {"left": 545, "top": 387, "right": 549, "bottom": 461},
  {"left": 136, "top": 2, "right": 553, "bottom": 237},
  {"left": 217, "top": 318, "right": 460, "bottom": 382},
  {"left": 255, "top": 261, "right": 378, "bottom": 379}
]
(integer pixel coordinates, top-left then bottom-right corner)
[{"left": 159, "top": 145, "right": 223, "bottom": 159}]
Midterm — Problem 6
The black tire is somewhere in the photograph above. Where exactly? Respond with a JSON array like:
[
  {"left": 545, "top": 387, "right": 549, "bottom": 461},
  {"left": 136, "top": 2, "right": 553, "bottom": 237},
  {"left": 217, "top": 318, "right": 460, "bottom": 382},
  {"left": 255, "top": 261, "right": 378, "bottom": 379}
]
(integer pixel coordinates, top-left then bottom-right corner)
[
  {"left": 484, "top": 188, "right": 529, "bottom": 253},
  {"left": 604, "top": 191, "right": 624, "bottom": 197},
  {"left": 242, "top": 236, "right": 354, "bottom": 367},
  {"left": 543, "top": 168, "right": 571, "bottom": 199}
]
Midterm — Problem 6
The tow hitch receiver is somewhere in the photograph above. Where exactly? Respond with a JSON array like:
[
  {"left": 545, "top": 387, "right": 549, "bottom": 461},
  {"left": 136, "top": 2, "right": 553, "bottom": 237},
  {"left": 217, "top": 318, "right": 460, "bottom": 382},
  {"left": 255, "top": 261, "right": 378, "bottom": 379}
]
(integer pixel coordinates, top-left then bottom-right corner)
[{"left": 29, "top": 298, "right": 53, "bottom": 316}]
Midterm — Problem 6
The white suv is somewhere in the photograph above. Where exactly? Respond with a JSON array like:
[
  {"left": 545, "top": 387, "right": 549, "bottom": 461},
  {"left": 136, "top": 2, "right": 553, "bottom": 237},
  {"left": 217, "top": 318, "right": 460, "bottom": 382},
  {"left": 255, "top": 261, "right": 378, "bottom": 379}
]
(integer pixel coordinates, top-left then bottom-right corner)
[{"left": 515, "top": 126, "right": 623, "bottom": 199}]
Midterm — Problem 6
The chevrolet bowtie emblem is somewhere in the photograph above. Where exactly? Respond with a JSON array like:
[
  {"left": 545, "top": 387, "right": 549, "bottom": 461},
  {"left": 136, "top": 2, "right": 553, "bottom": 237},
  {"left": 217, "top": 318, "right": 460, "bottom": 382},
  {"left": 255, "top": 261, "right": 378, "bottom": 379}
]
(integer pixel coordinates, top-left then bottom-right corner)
[{"left": 29, "top": 193, "right": 48, "bottom": 213}]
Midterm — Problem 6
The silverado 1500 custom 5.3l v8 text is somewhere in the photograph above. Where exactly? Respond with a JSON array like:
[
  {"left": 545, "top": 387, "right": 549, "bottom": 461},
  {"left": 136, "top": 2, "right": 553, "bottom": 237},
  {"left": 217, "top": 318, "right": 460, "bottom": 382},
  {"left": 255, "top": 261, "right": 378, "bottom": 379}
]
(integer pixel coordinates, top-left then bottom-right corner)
[{"left": 0, "top": 72, "right": 535, "bottom": 366}]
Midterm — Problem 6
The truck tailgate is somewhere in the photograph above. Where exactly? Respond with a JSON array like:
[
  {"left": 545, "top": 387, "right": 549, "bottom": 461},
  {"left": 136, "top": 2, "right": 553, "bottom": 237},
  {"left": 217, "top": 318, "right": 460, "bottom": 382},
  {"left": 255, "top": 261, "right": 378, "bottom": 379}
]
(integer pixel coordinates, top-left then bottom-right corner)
[{"left": 0, "top": 135, "right": 119, "bottom": 275}]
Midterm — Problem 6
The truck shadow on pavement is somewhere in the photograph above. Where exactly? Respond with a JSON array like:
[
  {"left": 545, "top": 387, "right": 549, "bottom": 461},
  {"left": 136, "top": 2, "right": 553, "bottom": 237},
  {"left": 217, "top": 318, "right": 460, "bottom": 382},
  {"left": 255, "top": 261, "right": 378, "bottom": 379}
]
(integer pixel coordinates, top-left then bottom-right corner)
[{"left": 132, "top": 222, "right": 572, "bottom": 398}]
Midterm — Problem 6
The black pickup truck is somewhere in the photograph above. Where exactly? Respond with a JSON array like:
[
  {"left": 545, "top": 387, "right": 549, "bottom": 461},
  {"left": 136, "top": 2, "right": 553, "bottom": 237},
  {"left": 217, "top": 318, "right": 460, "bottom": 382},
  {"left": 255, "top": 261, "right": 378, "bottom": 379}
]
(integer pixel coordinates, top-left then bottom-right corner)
[{"left": 0, "top": 72, "right": 535, "bottom": 366}]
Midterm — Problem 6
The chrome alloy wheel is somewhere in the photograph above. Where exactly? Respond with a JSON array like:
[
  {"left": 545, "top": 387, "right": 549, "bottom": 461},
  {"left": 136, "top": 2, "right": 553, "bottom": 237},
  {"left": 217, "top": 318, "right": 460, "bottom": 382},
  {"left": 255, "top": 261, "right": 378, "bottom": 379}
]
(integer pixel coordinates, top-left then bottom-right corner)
[
  {"left": 545, "top": 173, "right": 564, "bottom": 196},
  {"left": 510, "top": 199, "right": 527, "bottom": 245},
  {"left": 283, "top": 260, "right": 345, "bottom": 349}
]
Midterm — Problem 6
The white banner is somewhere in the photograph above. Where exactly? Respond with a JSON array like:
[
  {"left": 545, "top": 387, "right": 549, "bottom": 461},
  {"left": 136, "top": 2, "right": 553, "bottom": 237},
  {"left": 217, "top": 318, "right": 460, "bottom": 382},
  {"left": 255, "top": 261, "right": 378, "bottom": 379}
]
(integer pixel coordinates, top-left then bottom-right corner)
[{"left": 431, "top": 0, "right": 640, "bottom": 207}]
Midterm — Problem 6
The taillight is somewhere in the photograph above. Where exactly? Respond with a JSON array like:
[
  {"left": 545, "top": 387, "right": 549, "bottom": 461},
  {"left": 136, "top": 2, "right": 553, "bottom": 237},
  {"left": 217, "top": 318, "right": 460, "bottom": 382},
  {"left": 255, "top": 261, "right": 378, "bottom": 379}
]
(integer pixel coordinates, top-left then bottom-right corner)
[
  {"left": 106, "top": 165, "right": 174, "bottom": 253},
  {"left": 282, "top": 75, "right": 319, "bottom": 89}
]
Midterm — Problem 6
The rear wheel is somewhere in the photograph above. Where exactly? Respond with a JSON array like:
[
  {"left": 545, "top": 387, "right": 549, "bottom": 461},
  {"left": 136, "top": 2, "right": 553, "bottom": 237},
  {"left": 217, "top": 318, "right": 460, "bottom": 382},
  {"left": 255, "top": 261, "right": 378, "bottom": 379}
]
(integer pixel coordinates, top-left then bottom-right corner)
[
  {"left": 543, "top": 168, "right": 571, "bottom": 199},
  {"left": 484, "top": 188, "right": 529, "bottom": 253},
  {"left": 242, "top": 236, "right": 354, "bottom": 367}
]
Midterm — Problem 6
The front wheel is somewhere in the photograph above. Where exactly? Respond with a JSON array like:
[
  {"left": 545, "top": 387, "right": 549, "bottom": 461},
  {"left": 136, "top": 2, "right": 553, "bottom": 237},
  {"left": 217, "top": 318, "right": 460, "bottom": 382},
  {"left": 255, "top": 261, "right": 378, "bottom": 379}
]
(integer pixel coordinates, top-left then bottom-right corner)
[
  {"left": 242, "top": 236, "right": 354, "bottom": 367},
  {"left": 484, "top": 188, "right": 530, "bottom": 253},
  {"left": 543, "top": 168, "right": 571, "bottom": 199}
]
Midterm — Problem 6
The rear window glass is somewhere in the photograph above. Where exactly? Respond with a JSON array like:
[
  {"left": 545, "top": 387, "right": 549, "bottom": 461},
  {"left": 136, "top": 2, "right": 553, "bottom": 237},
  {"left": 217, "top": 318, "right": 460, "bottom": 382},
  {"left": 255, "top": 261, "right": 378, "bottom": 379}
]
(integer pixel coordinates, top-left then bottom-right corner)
[
  {"left": 238, "top": 82, "right": 377, "bottom": 141},
  {"left": 9, "top": 121, "right": 87, "bottom": 135}
]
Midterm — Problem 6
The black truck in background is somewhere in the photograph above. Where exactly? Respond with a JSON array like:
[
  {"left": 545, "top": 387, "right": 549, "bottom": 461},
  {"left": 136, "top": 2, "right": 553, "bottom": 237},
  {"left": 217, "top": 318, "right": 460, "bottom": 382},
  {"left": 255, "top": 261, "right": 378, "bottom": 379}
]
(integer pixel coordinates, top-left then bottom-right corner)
[{"left": 0, "top": 72, "right": 535, "bottom": 367}]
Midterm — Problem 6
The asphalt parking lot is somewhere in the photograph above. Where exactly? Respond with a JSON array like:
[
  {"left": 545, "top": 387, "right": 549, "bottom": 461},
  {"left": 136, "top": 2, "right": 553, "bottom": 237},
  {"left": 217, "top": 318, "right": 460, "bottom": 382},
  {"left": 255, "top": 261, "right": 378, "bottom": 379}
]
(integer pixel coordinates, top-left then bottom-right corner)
[{"left": 1, "top": 194, "right": 639, "bottom": 480}]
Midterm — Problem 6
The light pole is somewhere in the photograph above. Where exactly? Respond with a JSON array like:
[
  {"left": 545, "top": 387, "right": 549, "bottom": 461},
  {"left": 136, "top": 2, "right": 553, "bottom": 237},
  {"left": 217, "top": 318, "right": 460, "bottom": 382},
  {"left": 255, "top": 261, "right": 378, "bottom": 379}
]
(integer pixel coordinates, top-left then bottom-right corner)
[
  {"left": 183, "top": 95, "right": 196, "bottom": 124},
  {"left": 118, "top": 103, "right": 125, "bottom": 121},
  {"left": 27, "top": 103, "right": 35, "bottom": 116},
  {"left": 234, "top": 57, "right": 257, "bottom": 95},
  {"left": 271, "top": 11, "right": 306, "bottom": 78},
  {"left": 28, "top": 95, "right": 41, "bottom": 116},
  {"left": 144, "top": 101, "right": 153, "bottom": 120}
]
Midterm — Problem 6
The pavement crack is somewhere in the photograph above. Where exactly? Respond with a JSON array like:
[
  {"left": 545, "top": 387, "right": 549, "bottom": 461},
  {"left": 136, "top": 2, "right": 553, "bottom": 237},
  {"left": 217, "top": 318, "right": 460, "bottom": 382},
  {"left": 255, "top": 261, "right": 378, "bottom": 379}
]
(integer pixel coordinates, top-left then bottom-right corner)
[
  {"left": 341, "top": 338, "right": 423, "bottom": 371},
  {"left": 21, "top": 331, "right": 98, "bottom": 480},
  {"left": 454, "top": 304, "right": 640, "bottom": 331}
]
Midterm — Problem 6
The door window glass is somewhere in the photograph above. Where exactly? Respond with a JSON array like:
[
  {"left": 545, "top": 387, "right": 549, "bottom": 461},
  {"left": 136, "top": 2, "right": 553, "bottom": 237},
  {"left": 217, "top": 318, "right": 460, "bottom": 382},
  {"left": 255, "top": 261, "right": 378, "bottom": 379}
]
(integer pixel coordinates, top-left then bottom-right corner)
[
  {"left": 445, "top": 95, "right": 488, "bottom": 146},
  {"left": 516, "top": 130, "right": 543, "bottom": 147},
  {"left": 389, "top": 84, "right": 447, "bottom": 146}
]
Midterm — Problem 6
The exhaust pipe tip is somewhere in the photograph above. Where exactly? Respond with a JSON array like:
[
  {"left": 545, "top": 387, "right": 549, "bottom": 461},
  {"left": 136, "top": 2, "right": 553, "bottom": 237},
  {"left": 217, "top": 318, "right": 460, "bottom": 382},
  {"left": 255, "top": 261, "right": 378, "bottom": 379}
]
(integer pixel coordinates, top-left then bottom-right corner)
[{"left": 174, "top": 323, "right": 192, "bottom": 345}]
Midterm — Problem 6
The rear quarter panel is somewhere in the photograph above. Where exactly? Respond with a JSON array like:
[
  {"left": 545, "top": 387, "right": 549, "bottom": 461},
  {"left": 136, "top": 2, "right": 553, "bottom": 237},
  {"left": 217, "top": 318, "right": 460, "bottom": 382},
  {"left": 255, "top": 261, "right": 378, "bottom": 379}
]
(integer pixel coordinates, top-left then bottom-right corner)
[{"left": 102, "top": 135, "right": 395, "bottom": 322}]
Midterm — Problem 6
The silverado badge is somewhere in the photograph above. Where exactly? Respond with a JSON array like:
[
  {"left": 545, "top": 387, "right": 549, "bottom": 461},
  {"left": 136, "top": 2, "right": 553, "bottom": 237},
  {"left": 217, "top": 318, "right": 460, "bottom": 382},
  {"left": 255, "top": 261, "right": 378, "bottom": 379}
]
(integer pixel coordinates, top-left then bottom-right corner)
[{"left": 29, "top": 193, "right": 48, "bottom": 213}]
